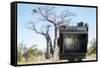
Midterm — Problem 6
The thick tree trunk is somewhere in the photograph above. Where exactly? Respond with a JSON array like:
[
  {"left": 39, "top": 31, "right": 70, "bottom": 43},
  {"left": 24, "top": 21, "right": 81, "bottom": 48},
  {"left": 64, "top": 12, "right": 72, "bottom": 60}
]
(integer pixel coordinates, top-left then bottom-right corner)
[
  {"left": 45, "top": 34, "right": 54, "bottom": 59},
  {"left": 53, "top": 27, "right": 59, "bottom": 57},
  {"left": 54, "top": 28, "right": 58, "bottom": 49}
]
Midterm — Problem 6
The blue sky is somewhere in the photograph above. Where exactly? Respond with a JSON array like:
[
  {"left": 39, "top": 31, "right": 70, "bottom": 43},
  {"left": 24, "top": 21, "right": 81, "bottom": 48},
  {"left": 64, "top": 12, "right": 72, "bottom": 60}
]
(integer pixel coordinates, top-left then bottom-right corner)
[{"left": 17, "top": 3, "right": 96, "bottom": 50}]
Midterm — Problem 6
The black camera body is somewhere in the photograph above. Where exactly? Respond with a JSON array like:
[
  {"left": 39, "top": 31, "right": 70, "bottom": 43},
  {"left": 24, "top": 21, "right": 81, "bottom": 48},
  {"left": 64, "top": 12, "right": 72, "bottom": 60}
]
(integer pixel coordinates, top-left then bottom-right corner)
[{"left": 58, "top": 22, "right": 88, "bottom": 61}]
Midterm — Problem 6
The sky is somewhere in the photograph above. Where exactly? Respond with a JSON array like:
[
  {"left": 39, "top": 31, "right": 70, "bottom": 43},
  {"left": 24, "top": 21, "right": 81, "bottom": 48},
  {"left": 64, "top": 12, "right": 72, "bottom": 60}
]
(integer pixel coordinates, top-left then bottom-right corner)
[{"left": 17, "top": 3, "right": 96, "bottom": 50}]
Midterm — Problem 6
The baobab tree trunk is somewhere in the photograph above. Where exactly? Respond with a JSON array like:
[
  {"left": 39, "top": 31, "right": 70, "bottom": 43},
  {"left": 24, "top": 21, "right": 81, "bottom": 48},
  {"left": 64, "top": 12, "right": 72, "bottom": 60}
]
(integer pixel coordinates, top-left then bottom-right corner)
[
  {"left": 53, "top": 27, "right": 59, "bottom": 57},
  {"left": 45, "top": 34, "right": 54, "bottom": 59},
  {"left": 54, "top": 28, "right": 57, "bottom": 49},
  {"left": 45, "top": 38, "right": 51, "bottom": 59}
]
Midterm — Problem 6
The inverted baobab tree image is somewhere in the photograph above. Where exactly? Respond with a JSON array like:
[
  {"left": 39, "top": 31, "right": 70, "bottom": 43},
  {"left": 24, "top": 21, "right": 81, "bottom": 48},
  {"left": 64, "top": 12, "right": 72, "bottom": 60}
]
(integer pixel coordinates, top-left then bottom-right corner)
[{"left": 17, "top": 3, "right": 97, "bottom": 64}]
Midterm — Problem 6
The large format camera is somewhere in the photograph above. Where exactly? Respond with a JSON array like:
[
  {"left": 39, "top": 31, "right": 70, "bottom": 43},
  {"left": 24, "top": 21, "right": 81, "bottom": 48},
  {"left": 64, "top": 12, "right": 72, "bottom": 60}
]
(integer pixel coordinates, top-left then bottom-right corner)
[{"left": 58, "top": 22, "right": 88, "bottom": 61}]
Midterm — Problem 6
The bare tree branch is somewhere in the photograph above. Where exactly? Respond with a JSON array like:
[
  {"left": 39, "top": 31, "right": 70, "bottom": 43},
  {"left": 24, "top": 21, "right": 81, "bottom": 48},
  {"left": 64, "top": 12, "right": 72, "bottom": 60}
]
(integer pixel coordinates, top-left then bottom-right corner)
[
  {"left": 62, "top": 10, "right": 75, "bottom": 18},
  {"left": 33, "top": 7, "right": 56, "bottom": 26},
  {"left": 33, "top": 6, "right": 74, "bottom": 27},
  {"left": 29, "top": 22, "right": 52, "bottom": 38},
  {"left": 46, "top": 25, "right": 51, "bottom": 34},
  {"left": 29, "top": 22, "right": 44, "bottom": 35},
  {"left": 55, "top": 10, "right": 74, "bottom": 27}
]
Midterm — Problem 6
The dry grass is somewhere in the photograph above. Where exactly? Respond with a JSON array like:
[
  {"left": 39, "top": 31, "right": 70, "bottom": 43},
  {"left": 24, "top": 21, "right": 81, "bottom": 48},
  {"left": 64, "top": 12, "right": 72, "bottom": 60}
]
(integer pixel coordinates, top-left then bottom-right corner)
[{"left": 17, "top": 54, "right": 96, "bottom": 65}]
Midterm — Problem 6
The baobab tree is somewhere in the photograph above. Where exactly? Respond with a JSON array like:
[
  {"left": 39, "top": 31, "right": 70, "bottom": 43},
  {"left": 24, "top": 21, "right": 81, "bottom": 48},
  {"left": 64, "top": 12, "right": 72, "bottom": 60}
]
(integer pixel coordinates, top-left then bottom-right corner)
[
  {"left": 29, "top": 22, "right": 54, "bottom": 59},
  {"left": 32, "top": 6, "right": 74, "bottom": 56}
]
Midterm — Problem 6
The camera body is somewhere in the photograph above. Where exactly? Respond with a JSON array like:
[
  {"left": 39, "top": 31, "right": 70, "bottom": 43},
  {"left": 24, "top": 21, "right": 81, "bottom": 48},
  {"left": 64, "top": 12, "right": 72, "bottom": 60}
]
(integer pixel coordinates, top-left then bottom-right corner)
[{"left": 58, "top": 22, "right": 88, "bottom": 61}]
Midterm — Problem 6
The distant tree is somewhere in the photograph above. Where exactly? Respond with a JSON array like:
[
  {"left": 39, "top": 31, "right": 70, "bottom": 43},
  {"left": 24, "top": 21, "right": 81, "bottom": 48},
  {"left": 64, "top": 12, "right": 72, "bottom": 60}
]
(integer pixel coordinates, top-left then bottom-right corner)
[
  {"left": 17, "top": 43, "right": 27, "bottom": 62},
  {"left": 17, "top": 50, "right": 23, "bottom": 62},
  {"left": 87, "top": 38, "right": 96, "bottom": 55},
  {"left": 22, "top": 45, "right": 43, "bottom": 62},
  {"left": 17, "top": 43, "right": 44, "bottom": 63}
]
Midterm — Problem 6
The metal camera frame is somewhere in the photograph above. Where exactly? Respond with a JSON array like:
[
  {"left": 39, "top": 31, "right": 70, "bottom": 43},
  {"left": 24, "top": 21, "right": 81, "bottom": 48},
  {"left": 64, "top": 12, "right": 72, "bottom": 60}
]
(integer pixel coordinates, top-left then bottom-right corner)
[{"left": 58, "top": 22, "right": 88, "bottom": 61}]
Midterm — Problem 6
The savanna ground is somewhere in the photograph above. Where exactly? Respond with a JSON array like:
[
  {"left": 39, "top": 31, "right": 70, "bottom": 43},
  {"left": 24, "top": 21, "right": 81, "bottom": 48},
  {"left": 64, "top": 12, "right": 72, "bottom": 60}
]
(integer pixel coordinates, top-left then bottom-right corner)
[
  {"left": 17, "top": 53, "right": 96, "bottom": 65},
  {"left": 17, "top": 39, "right": 96, "bottom": 65}
]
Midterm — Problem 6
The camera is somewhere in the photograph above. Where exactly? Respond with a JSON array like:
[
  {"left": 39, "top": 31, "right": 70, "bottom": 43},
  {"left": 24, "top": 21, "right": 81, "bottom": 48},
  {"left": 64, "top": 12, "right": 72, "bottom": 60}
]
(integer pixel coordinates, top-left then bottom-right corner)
[{"left": 58, "top": 22, "right": 88, "bottom": 61}]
